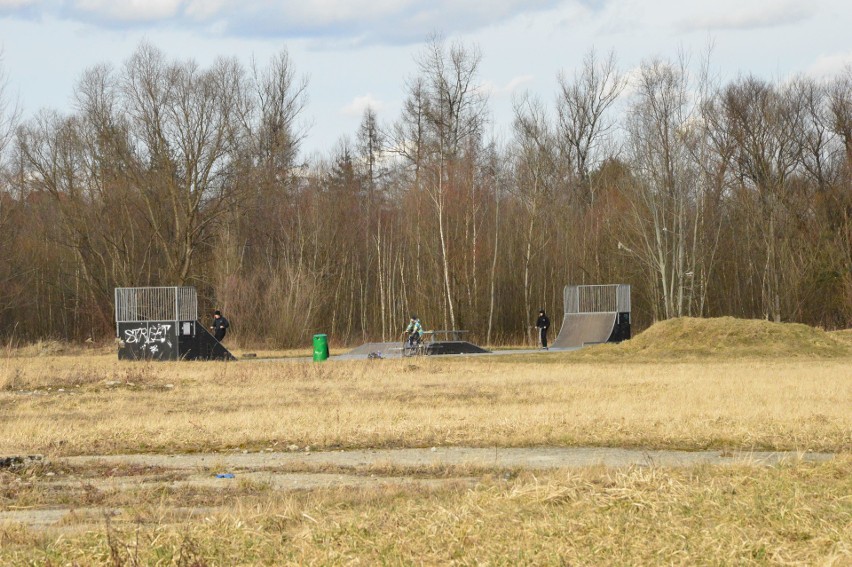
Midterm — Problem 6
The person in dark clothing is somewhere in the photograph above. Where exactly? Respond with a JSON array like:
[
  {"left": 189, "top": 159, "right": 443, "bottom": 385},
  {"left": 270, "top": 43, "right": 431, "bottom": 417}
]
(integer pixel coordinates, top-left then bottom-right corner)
[
  {"left": 210, "top": 310, "right": 230, "bottom": 342},
  {"left": 536, "top": 309, "right": 550, "bottom": 350}
]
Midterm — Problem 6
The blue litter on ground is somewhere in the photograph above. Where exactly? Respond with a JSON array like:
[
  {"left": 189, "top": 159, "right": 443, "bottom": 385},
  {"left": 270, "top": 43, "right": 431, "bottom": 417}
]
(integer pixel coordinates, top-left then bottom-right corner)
[{"left": 216, "top": 473, "right": 235, "bottom": 479}]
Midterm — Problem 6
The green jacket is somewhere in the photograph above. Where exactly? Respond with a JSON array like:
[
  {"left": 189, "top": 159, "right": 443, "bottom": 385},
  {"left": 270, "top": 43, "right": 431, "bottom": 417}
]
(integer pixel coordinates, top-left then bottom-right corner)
[{"left": 405, "top": 318, "right": 423, "bottom": 334}]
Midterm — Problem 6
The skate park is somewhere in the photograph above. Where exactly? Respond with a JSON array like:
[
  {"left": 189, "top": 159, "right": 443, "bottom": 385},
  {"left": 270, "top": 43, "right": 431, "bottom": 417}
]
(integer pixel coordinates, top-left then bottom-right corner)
[
  {"left": 333, "top": 283, "right": 632, "bottom": 360},
  {"left": 5, "top": 287, "right": 847, "bottom": 565},
  {"left": 113, "top": 283, "right": 632, "bottom": 361}
]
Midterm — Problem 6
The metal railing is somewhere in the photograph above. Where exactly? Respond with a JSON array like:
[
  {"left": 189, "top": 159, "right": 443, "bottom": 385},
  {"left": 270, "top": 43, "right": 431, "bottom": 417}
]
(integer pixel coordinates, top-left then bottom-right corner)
[
  {"left": 564, "top": 284, "right": 631, "bottom": 314},
  {"left": 115, "top": 287, "right": 198, "bottom": 335}
]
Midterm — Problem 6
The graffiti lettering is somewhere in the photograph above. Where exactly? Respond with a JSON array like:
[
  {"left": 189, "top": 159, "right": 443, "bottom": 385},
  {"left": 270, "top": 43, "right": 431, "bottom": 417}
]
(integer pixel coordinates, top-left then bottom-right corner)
[{"left": 124, "top": 324, "right": 172, "bottom": 345}]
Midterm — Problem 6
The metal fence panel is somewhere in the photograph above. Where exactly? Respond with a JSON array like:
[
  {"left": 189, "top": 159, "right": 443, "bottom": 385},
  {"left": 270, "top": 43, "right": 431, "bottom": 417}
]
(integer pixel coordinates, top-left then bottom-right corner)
[
  {"left": 563, "top": 284, "right": 631, "bottom": 314},
  {"left": 114, "top": 287, "right": 198, "bottom": 335},
  {"left": 176, "top": 287, "right": 197, "bottom": 321},
  {"left": 616, "top": 284, "right": 631, "bottom": 313}
]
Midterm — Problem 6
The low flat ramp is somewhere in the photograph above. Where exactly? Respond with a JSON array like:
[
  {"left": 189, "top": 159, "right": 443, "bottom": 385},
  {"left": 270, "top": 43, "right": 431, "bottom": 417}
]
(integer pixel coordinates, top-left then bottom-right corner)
[
  {"left": 426, "top": 341, "right": 490, "bottom": 355},
  {"left": 342, "top": 341, "right": 488, "bottom": 359},
  {"left": 551, "top": 313, "right": 617, "bottom": 349},
  {"left": 344, "top": 342, "right": 404, "bottom": 357}
]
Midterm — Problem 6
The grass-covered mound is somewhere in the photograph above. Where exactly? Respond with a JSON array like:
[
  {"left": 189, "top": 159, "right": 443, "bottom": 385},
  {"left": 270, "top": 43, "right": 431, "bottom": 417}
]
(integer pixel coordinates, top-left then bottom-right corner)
[
  {"left": 575, "top": 316, "right": 852, "bottom": 359},
  {"left": 829, "top": 328, "right": 852, "bottom": 346}
]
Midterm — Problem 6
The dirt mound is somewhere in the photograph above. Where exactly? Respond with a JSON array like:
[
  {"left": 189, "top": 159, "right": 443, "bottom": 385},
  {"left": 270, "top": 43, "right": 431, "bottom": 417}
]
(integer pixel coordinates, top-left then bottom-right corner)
[{"left": 579, "top": 317, "right": 852, "bottom": 359}]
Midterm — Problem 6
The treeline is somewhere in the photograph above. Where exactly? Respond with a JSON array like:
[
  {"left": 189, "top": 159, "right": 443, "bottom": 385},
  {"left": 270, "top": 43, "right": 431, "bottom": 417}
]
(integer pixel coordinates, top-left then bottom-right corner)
[{"left": 0, "top": 40, "right": 850, "bottom": 346}]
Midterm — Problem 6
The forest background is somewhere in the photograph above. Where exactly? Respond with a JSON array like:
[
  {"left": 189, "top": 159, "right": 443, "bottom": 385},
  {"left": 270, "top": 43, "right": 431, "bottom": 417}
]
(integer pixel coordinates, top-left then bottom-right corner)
[{"left": 0, "top": 39, "right": 850, "bottom": 347}]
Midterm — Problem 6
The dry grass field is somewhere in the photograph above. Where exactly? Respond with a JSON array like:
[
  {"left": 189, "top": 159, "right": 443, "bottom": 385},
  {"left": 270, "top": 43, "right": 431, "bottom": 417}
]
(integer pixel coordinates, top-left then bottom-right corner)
[
  {"left": 1, "top": 318, "right": 851, "bottom": 564},
  {"left": 1, "top": 461, "right": 849, "bottom": 565},
  {"left": 1, "top": 355, "right": 849, "bottom": 456}
]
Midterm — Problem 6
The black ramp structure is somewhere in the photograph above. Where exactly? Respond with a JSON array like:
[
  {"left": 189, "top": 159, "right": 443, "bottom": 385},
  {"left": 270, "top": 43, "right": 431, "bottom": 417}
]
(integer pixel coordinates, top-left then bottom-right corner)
[
  {"left": 425, "top": 341, "right": 489, "bottom": 355},
  {"left": 115, "top": 287, "right": 236, "bottom": 361},
  {"left": 343, "top": 342, "right": 404, "bottom": 358},
  {"left": 551, "top": 284, "right": 631, "bottom": 348},
  {"left": 344, "top": 332, "right": 490, "bottom": 359},
  {"left": 423, "top": 330, "right": 490, "bottom": 355}
]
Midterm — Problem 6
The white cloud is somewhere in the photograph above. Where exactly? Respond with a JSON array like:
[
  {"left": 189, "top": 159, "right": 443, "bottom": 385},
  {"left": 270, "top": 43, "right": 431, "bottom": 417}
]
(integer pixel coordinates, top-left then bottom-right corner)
[
  {"left": 284, "top": 0, "right": 414, "bottom": 26},
  {"left": 0, "top": 0, "right": 38, "bottom": 8},
  {"left": 807, "top": 52, "right": 852, "bottom": 78},
  {"left": 620, "top": 65, "right": 644, "bottom": 100},
  {"left": 71, "top": 0, "right": 181, "bottom": 23},
  {"left": 0, "top": 0, "right": 594, "bottom": 45},
  {"left": 481, "top": 74, "right": 535, "bottom": 97},
  {"left": 505, "top": 74, "right": 535, "bottom": 91},
  {"left": 679, "top": 1, "right": 816, "bottom": 31},
  {"left": 222, "top": 0, "right": 571, "bottom": 44},
  {"left": 341, "top": 94, "right": 384, "bottom": 117},
  {"left": 183, "top": 0, "right": 228, "bottom": 20}
]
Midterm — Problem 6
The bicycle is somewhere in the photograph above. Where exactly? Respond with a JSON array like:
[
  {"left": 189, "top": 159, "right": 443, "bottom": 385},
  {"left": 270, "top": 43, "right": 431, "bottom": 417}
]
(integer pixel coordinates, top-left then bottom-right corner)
[{"left": 402, "top": 331, "right": 427, "bottom": 357}]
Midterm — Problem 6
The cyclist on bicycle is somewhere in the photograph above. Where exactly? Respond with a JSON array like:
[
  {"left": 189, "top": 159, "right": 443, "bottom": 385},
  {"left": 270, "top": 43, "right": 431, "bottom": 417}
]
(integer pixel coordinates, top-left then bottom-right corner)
[{"left": 404, "top": 315, "right": 423, "bottom": 349}]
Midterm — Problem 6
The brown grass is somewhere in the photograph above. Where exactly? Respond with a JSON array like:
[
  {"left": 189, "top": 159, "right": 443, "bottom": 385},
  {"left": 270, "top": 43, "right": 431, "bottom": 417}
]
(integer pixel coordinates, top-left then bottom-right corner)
[
  {"left": 830, "top": 327, "right": 852, "bottom": 345},
  {"left": 1, "top": 459, "right": 849, "bottom": 565},
  {"left": 2, "top": 317, "right": 851, "bottom": 564},
  {"left": 1, "top": 352, "right": 849, "bottom": 456}
]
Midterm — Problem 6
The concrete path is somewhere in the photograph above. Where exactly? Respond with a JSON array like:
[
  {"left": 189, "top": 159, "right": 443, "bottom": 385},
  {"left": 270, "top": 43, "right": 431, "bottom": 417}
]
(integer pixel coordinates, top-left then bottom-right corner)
[
  {"left": 62, "top": 446, "right": 834, "bottom": 471},
  {"left": 249, "top": 346, "right": 575, "bottom": 362}
]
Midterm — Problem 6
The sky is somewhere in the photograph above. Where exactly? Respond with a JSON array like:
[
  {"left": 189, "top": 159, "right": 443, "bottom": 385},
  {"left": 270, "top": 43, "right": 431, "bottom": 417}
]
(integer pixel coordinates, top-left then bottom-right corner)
[{"left": 0, "top": 0, "right": 850, "bottom": 159}]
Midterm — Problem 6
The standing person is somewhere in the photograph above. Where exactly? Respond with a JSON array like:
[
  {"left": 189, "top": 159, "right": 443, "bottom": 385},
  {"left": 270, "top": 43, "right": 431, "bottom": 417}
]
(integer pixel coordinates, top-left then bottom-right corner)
[
  {"left": 536, "top": 309, "right": 550, "bottom": 350},
  {"left": 404, "top": 314, "right": 423, "bottom": 349},
  {"left": 210, "top": 310, "right": 230, "bottom": 342}
]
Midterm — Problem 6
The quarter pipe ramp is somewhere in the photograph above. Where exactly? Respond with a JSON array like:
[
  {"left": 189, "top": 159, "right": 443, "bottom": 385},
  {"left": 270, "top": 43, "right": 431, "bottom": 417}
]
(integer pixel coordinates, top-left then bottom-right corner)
[
  {"left": 551, "top": 312, "right": 618, "bottom": 348},
  {"left": 550, "top": 284, "right": 632, "bottom": 349}
]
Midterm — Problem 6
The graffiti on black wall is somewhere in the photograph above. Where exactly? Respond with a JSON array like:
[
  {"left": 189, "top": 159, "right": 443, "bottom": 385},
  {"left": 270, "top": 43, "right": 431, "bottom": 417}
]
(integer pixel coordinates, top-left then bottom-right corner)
[
  {"left": 118, "top": 322, "right": 177, "bottom": 360},
  {"left": 123, "top": 323, "right": 174, "bottom": 354}
]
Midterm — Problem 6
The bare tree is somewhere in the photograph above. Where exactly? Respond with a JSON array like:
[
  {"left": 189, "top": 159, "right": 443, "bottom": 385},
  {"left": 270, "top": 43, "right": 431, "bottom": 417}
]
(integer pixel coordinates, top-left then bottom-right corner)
[
  {"left": 824, "top": 68, "right": 852, "bottom": 325},
  {"left": 0, "top": 49, "right": 22, "bottom": 331},
  {"left": 621, "top": 56, "right": 703, "bottom": 320},
  {"left": 556, "top": 49, "right": 625, "bottom": 205},
  {"left": 412, "top": 36, "right": 488, "bottom": 331},
  {"left": 118, "top": 44, "right": 249, "bottom": 284},
  {"left": 720, "top": 76, "right": 806, "bottom": 322},
  {"left": 247, "top": 49, "right": 309, "bottom": 179},
  {"left": 829, "top": 67, "right": 852, "bottom": 167},
  {"left": 511, "top": 95, "right": 560, "bottom": 341},
  {"left": 10, "top": 41, "right": 852, "bottom": 345},
  {"left": 355, "top": 106, "right": 392, "bottom": 337}
]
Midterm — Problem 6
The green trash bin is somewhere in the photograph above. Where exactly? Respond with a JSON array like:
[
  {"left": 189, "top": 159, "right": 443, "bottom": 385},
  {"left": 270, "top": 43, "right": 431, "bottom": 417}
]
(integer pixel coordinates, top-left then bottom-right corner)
[{"left": 312, "top": 334, "right": 329, "bottom": 362}]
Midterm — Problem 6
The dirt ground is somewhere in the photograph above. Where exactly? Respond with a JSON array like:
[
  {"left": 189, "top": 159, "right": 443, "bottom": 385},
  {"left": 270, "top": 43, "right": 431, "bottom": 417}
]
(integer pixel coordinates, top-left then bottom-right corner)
[{"left": 1, "top": 446, "right": 834, "bottom": 530}]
